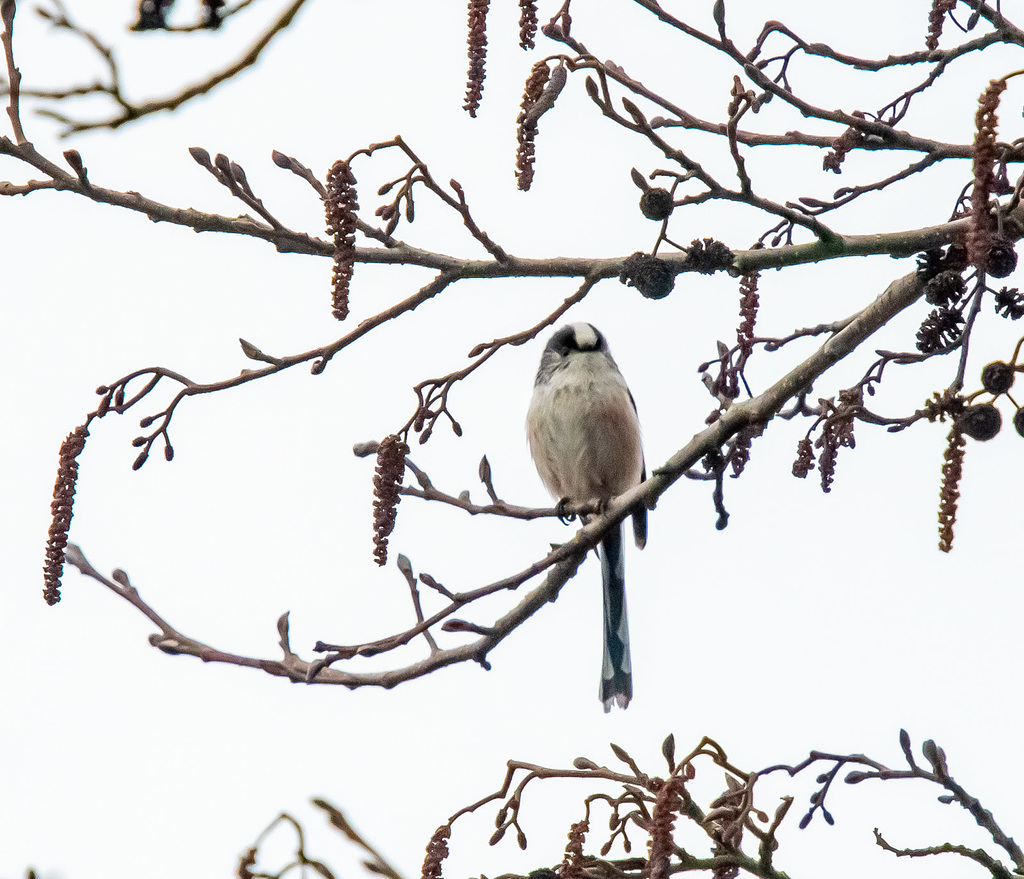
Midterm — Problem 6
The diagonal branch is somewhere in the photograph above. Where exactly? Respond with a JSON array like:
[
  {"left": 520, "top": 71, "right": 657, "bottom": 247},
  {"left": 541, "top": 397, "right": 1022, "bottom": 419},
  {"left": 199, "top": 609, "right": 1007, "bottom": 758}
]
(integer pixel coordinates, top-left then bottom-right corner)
[
  {"left": 62, "top": 261, "right": 933, "bottom": 691},
  {"left": 18, "top": 0, "right": 309, "bottom": 136}
]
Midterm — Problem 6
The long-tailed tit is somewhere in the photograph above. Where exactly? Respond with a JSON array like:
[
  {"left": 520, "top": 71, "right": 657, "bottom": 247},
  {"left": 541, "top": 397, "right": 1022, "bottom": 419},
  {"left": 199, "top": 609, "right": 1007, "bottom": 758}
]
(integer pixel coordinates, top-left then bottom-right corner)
[{"left": 526, "top": 322, "right": 646, "bottom": 711}]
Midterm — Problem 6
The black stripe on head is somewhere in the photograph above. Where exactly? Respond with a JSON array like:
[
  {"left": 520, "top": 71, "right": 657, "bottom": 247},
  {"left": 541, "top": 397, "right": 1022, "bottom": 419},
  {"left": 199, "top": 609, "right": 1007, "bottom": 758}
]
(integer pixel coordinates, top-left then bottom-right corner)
[{"left": 545, "top": 322, "right": 605, "bottom": 356}]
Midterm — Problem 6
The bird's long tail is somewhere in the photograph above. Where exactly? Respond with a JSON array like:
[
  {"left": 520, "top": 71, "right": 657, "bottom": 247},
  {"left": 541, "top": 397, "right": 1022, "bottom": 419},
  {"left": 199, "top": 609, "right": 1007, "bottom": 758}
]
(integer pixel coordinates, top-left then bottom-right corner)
[{"left": 599, "top": 523, "right": 632, "bottom": 712}]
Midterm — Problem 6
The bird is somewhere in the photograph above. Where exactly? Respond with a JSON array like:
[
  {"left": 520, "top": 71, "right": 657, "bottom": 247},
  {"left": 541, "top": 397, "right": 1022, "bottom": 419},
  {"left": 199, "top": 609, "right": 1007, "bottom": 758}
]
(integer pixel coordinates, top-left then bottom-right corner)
[{"left": 526, "top": 322, "right": 646, "bottom": 711}]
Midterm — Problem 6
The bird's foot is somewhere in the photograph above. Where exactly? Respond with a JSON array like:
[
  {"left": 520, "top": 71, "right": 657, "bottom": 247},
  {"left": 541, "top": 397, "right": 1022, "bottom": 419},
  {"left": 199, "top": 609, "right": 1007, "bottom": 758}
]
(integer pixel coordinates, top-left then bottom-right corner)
[{"left": 555, "top": 497, "right": 577, "bottom": 525}]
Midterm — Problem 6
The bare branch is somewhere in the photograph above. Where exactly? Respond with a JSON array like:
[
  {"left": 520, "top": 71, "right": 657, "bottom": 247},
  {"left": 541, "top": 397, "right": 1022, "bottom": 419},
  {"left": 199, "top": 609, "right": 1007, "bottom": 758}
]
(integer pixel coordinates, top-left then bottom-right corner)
[
  {"left": 14, "top": 0, "right": 307, "bottom": 135},
  {"left": 61, "top": 254, "right": 936, "bottom": 690},
  {"left": 1, "top": 0, "right": 26, "bottom": 144}
]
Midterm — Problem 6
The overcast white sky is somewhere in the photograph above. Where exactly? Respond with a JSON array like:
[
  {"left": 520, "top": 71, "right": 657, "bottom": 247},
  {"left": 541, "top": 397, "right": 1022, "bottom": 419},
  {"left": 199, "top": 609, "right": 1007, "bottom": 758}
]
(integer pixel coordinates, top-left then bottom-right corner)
[{"left": 3, "top": 2, "right": 1023, "bottom": 879}]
